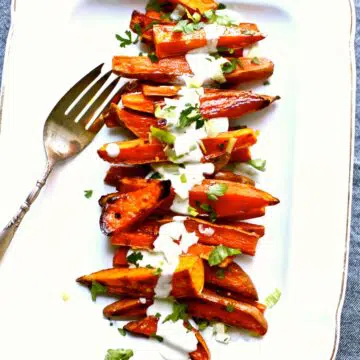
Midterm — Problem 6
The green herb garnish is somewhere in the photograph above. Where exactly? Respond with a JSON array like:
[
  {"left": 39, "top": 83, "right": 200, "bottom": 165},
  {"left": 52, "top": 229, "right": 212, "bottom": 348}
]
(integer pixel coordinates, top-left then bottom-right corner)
[
  {"left": 155, "top": 312, "right": 161, "bottom": 318},
  {"left": 180, "top": 174, "right": 187, "bottom": 183},
  {"left": 148, "top": 52, "right": 159, "bottom": 63},
  {"left": 264, "top": 288, "right": 281, "bottom": 308},
  {"left": 126, "top": 251, "right": 143, "bottom": 267},
  {"left": 115, "top": 30, "right": 138, "bottom": 48},
  {"left": 90, "top": 281, "right": 107, "bottom": 302},
  {"left": 208, "top": 245, "right": 241, "bottom": 266},
  {"left": 178, "top": 105, "right": 203, "bottom": 128},
  {"left": 151, "top": 127, "right": 176, "bottom": 144},
  {"left": 188, "top": 206, "right": 199, "bottom": 217},
  {"left": 105, "top": 349, "right": 134, "bottom": 360},
  {"left": 84, "top": 189, "right": 93, "bottom": 199},
  {"left": 225, "top": 304, "right": 235, "bottom": 312},
  {"left": 173, "top": 19, "right": 205, "bottom": 34},
  {"left": 206, "top": 183, "right": 228, "bottom": 201},
  {"left": 153, "top": 268, "right": 163, "bottom": 276},
  {"left": 150, "top": 333, "right": 164, "bottom": 342},
  {"left": 218, "top": 3, "right": 227, "bottom": 9},
  {"left": 204, "top": 10, "right": 236, "bottom": 26},
  {"left": 221, "top": 59, "right": 238, "bottom": 74},
  {"left": 247, "top": 159, "right": 266, "bottom": 172},
  {"left": 251, "top": 57, "right": 261, "bottom": 65},
  {"left": 150, "top": 172, "right": 163, "bottom": 179},
  {"left": 200, "top": 203, "right": 217, "bottom": 222},
  {"left": 217, "top": 46, "right": 234, "bottom": 54},
  {"left": 197, "top": 319, "right": 209, "bottom": 331},
  {"left": 133, "top": 23, "right": 142, "bottom": 37},
  {"left": 163, "top": 302, "right": 188, "bottom": 323},
  {"left": 215, "top": 268, "right": 225, "bottom": 279},
  {"left": 118, "top": 328, "right": 127, "bottom": 336},
  {"left": 146, "top": 0, "right": 164, "bottom": 11}
]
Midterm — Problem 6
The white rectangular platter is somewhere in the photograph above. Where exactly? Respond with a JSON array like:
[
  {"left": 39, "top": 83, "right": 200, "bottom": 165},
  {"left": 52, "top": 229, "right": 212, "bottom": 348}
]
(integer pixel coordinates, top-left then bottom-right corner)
[{"left": 0, "top": 0, "right": 355, "bottom": 359}]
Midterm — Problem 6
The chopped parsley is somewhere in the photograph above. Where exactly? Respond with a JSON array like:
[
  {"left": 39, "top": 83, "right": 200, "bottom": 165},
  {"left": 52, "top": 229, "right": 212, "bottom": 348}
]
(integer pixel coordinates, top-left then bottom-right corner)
[
  {"left": 217, "top": 46, "right": 234, "bottom": 54},
  {"left": 178, "top": 105, "right": 204, "bottom": 129},
  {"left": 105, "top": 349, "right": 134, "bottom": 360},
  {"left": 208, "top": 245, "right": 241, "bottom": 266},
  {"left": 126, "top": 251, "right": 143, "bottom": 267},
  {"left": 215, "top": 268, "right": 225, "bottom": 279},
  {"left": 90, "top": 281, "right": 107, "bottom": 302},
  {"left": 200, "top": 203, "right": 217, "bottom": 222},
  {"left": 251, "top": 57, "right": 261, "bottom": 65},
  {"left": 138, "top": 52, "right": 143, "bottom": 56},
  {"left": 263, "top": 80, "right": 270, "bottom": 85},
  {"left": 150, "top": 333, "right": 164, "bottom": 342},
  {"left": 118, "top": 328, "right": 127, "bottom": 336},
  {"left": 221, "top": 59, "right": 239, "bottom": 74},
  {"left": 133, "top": 23, "right": 142, "bottom": 37},
  {"left": 153, "top": 268, "right": 163, "bottom": 276},
  {"left": 155, "top": 312, "right": 161, "bottom": 319},
  {"left": 204, "top": 10, "right": 237, "bottom": 26},
  {"left": 247, "top": 159, "right": 266, "bottom": 172},
  {"left": 144, "top": 20, "right": 160, "bottom": 32},
  {"left": 163, "top": 302, "right": 188, "bottom": 323},
  {"left": 150, "top": 172, "right": 163, "bottom": 179},
  {"left": 180, "top": 174, "right": 187, "bottom": 183},
  {"left": 206, "top": 183, "right": 228, "bottom": 201},
  {"left": 84, "top": 189, "right": 93, "bottom": 199},
  {"left": 188, "top": 206, "right": 199, "bottom": 217},
  {"left": 218, "top": 3, "right": 227, "bottom": 9},
  {"left": 115, "top": 30, "right": 138, "bottom": 48},
  {"left": 173, "top": 19, "right": 205, "bottom": 34},
  {"left": 150, "top": 127, "right": 176, "bottom": 144},
  {"left": 197, "top": 319, "right": 209, "bottom": 331},
  {"left": 225, "top": 304, "right": 235, "bottom": 312},
  {"left": 264, "top": 288, "right": 281, "bottom": 308},
  {"left": 148, "top": 52, "right": 159, "bottom": 63}
]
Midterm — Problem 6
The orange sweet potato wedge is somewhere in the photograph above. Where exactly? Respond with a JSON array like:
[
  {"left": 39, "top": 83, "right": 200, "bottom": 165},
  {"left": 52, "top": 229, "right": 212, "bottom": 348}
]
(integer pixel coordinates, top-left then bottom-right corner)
[
  {"left": 170, "top": 0, "right": 217, "bottom": 13},
  {"left": 154, "top": 24, "right": 265, "bottom": 58},
  {"left": 104, "top": 165, "right": 150, "bottom": 187},
  {"left": 121, "top": 90, "right": 279, "bottom": 119},
  {"left": 189, "top": 179, "right": 279, "bottom": 217},
  {"left": 111, "top": 216, "right": 261, "bottom": 256},
  {"left": 97, "top": 128, "right": 257, "bottom": 164},
  {"left": 100, "top": 180, "right": 171, "bottom": 234},
  {"left": 103, "top": 298, "right": 152, "bottom": 318},
  {"left": 113, "top": 247, "right": 130, "bottom": 267},
  {"left": 187, "top": 289, "right": 268, "bottom": 335},
  {"left": 142, "top": 84, "right": 182, "bottom": 97},
  {"left": 230, "top": 147, "right": 252, "bottom": 162},
  {"left": 112, "top": 56, "right": 274, "bottom": 84},
  {"left": 213, "top": 170, "right": 255, "bottom": 186},
  {"left": 204, "top": 262, "right": 258, "bottom": 300},
  {"left": 124, "top": 316, "right": 210, "bottom": 360},
  {"left": 187, "top": 244, "right": 234, "bottom": 267},
  {"left": 77, "top": 255, "right": 204, "bottom": 299}
]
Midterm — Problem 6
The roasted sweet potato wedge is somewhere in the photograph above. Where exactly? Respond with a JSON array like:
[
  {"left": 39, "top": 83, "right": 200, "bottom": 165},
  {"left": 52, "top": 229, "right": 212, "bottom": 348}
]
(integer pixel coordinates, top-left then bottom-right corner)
[
  {"left": 142, "top": 84, "right": 181, "bottom": 97},
  {"left": 230, "top": 147, "right": 252, "bottom": 162},
  {"left": 77, "top": 255, "right": 204, "bottom": 298},
  {"left": 111, "top": 216, "right": 261, "bottom": 255},
  {"left": 153, "top": 24, "right": 265, "bottom": 58},
  {"left": 188, "top": 244, "right": 234, "bottom": 267},
  {"left": 212, "top": 170, "right": 255, "bottom": 186},
  {"left": 124, "top": 316, "right": 210, "bottom": 360},
  {"left": 100, "top": 180, "right": 171, "bottom": 234},
  {"left": 168, "top": 0, "right": 217, "bottom": 13},
  {"left": 121, "top": 90, "right": 279, "bottom": 120},
  {"left": 186, "top": 289, "right": 268, "bottom": 335},
  {"left": 189, "top": 179, "right": 279, "bottom": 217},
  {"left": 103, "top": 298, "right": 152, "bottom": 318},
  {"left": 204, "top": 262, "right": 258, "bottom": 300},
  {"left": 98, "top": 128, "right": 257, "bottom": 164},
  {"left": 112, "top": 56, "right": 274, "bottom": 84},
  {"left": 104, "top": 165, "right": 150, "bottom": 187},
  {"left": 113, "top": 247, "right": 130, "bottom": 267}
]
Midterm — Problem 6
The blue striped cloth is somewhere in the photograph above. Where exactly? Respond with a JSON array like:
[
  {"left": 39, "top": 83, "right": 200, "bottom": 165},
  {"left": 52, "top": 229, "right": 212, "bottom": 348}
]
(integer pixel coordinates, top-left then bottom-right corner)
[{"left": 0, "top": 0, "right": 358, "bottom": 358}]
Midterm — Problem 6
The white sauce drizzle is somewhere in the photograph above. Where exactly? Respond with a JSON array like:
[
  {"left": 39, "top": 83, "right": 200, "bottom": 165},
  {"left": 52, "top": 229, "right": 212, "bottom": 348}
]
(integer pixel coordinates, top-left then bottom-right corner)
[
  {"left": 198, "top": 224, "right": 215, "bottom": 237},
  {"left": 105, "top": 143, "right": 120, "bottom": 158}
]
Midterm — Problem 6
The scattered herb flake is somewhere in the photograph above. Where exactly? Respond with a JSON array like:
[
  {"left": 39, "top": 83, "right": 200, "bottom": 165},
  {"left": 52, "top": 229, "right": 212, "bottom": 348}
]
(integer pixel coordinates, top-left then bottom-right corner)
[
  {"left": 150, "top": 172, "right": 163, "bottom": 179},
  {"left": 264, "top": 288, "right": 281, "bottom": 308},
  {"left": 84, "top": 189, "right": 93, "bottom": 199},
  {"left": 155, "top": 312, "right": 161, "bottom": 319},
  {"left": 133, "top": 23, "right": 142, "bottom": 36},
  {"left": 105, "top": 349, "right": 134, "bottom": 360},
  {"left": 197, "top": 319, "right": 209, "bottom": 331},
  {"left": 263, "top": 80, "right": 270, "bottom": 85},
  {"left": 251, "top": 57, "right": 261, "bottom": 65},
  {"left": 148, "top": 52, "right": 159, "bottom": 63},
  {"left": 247, "top": 159, "right": 266, "bottom": 172},
  {"left": 221, "top": 59, "right": 238, "bottom": 74},
  {"left": 206, "top": 183, "right": 228, "bottom": 201},
  {"left": 188, "top": 206, "right": 199, "bottom": 217},
  {"left": 118, "top": 328, "right": 127, "bottom": 336},
  {"left": 150, "top": 333, "right": 164, "bottom": 342},
  {"left": 163, "top": 302, "right": 188, "bottom": 323},
  {"left": 218, "top": 3, "right": 227, "bottom": 9},
  {"left": 146, "top": 0, "right": 163, "bottom": 11},
  {"left": 153, "top": 268, "right": 163, "bottom": 276},
  {"left": 138, "top": 52, "right": 143, "bottom": 56},
  {"left": 90, "top": 281, "right": 107, "bottom": 302},
  {"left": 115, "top": 30, "right": 138, "bottom": 48},
  {"left": 180, "top": 174, "right": 187, "bottom": 183},
  {"left": 151, "top": 127, "right": 176, "bottom": 144},
  {"left": 208, "top": 245, "right": 241, "bottom": 266},
  {"left": 225, "top": 304, "right": 235, "bottom": 312},
  {"left": 126, "top": 251, "right": 143, "bottom": 267},
  {"left": 173, "top": 19, "right": 205, "bottom": 34}
]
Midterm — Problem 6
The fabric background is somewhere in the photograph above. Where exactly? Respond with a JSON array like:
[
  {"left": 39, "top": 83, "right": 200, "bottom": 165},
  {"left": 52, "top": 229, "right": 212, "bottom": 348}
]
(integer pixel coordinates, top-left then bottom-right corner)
[{"left": 0, "top": 0, "right": 358, "bottom": 358}]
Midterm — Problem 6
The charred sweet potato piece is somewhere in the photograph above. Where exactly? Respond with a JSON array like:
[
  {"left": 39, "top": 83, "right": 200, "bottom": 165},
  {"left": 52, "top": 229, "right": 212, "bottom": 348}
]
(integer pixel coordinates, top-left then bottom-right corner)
[
  {"left": 189, "top": 179, "right": 279, "bottom": 217},
  {"left": 103, "top": 298, "right": 152, "bottom": 318},
  {"left": 113, "top": 247, "right": 130, "bottom": 267},
  {"left": 98, "top": 139, "right": 167, "bottom": 164},
  {"left": 187, "top": 289, "right": 268, "bottom": 335},
  {"left": 212, "top": 170, "right": 255, "bottom": 186},
  {"left": 187, "top": 244, "right": 234, "bottom": 268},
  {"left": 124, "top": 316, "right": 210, "bottom": 360},
  {"left": 142, "top": 84, "right": 181, "bottom": 97},
  {"left": 113, "top": 106, "right": 166, "bottom": 139},
  {"left": 111, "top": 216, "right": 261, "bottom": 256},
  {"left": 98, "top": 129, "right": 256, "bottom": 164},
  {"left": 77, "top": 255, "right": 204, "bottom": 298},
  {"left": 169, "top": 0, "right": 217, "bottom": 13},
  {"left": 204, "top": 262, "right": 258, "bottom": 300},
  {"left": 104, "top": 165, "right": 150, "bottom": 187},
  {"left": 100, "top": 181, "right": 171, "bottom": 234},
  {"left": 112, "top": 56, "right": 274, "bottom": 84},
  {"left": 224, "top": 207, "right": 266, "bottom": 221},
  {"left": 121, "top": 90, "right": 279, "bottom": 120},
  {"left": 153, "top": 24, "right": 265, "bottom": 58}
]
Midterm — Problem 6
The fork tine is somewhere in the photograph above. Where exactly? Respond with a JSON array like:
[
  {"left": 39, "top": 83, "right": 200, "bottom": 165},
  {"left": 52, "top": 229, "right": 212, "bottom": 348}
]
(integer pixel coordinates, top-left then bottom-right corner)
[
  {"left": 77, "top": 76, "right": 121, "bottom": 128},
  {"left": 87, "top": 115, "right": 105, "bottom": 134},
  {"left": 50, "top": 63, "right": 104, "bottom": 115},
  {"left": 66, "top": 70, "right": 112, "bottom": 120}
]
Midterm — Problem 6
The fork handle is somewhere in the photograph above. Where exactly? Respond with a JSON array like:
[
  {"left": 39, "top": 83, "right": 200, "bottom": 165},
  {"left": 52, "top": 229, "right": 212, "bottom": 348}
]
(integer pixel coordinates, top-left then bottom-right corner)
[{"left": 0, "top": 162, "right": 54, "bottom": 262}]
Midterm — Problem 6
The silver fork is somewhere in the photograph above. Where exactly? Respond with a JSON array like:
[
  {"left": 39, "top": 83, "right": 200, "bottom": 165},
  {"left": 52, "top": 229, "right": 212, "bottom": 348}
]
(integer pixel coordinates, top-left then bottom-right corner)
[{"left": 0, "top": 63, "right": 121, "bottom": 261}]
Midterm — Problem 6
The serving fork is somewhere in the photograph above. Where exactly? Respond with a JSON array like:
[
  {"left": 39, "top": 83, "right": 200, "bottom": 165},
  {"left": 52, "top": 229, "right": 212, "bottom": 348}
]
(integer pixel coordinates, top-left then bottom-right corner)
[{"left": 0, "top": 63, "right": 122, "bottom": 261}]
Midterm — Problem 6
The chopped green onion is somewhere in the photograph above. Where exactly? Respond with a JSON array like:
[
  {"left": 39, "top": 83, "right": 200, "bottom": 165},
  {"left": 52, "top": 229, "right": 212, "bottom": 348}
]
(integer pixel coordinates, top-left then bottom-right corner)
[
  {"left": 148, "top": 52, "right": 159, "bottom": 63},
  {"left": 163, "top": 302, "right": 188, "bottom": 323},
  {"left": 206, "top": 183, "right": 228, "bottom": 201},
  {"left": 105, "top": 349, "right": 134, "bottom": 360},
  {"left": 247, "top": 159, "right": 266, "bottom": 172},
  {"left": 221, "top": 59, "right": 238, "bottom": 74},
  {"left": 251, "top": 57, "right": 261, "bottom": 65},
  {"left": 208, "top": 245, "right": 241, "bottom": 266},
  {"left": 84, "top": 189, "right": 93, "bottom": 199},
  {"left": 264, "top": 288, "right": 281, "bottom": 308},
  {"left": 151, "top": 127, "right": 176, "bottom": 144},
  {"left": 180, "top": 174, "right": 187, "bottom": 183},
  {"left": 90, "top": 281, "right": 107, "bottom": 302},
  {"left": 118, "top": 328, "right": 127, "bottom": 336},
  {"left": 188, "top": 206, "right": 199, "bottom": 217}
]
